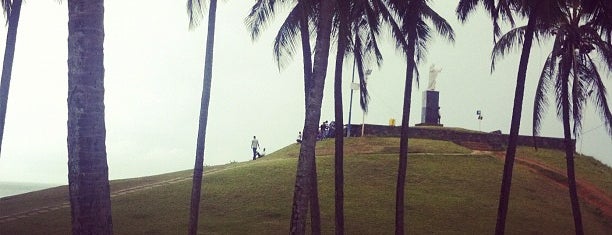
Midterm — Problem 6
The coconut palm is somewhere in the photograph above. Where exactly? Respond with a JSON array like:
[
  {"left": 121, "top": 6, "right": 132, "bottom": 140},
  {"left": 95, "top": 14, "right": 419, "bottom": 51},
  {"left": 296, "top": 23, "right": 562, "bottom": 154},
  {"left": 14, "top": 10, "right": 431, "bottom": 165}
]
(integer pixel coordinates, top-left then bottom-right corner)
[
  {"left": 247, "top": 1, "right": 383, "bottom": 232},
  {"left": 384, "top": 0, "right": 454, "bottom": 233},
  {"left": 331, "top": 1, "right": 385, "bottom": 233},
  {"left": 532, "top": 1, "right": 612, "bottom": 233},
  {"left": 186, "top": 0, "right": 219, "bottom": 234},
  {"left": 458, "top": 0, "right": 564, "bottom": 233},
  {"left": 0, "top": 0, "right": 22, "bottom": 157},
  {"left": 246, "top": 1, "right": 323, "bottom": 232},
  {"left": 289, "top": 0, "right": 336, "bottom": 233},
  {"left": 246, "top": 0, "right": 337, "bottom": 233},
  {"left": 66, "top": 0, "right": 113, "bottom": 234}
]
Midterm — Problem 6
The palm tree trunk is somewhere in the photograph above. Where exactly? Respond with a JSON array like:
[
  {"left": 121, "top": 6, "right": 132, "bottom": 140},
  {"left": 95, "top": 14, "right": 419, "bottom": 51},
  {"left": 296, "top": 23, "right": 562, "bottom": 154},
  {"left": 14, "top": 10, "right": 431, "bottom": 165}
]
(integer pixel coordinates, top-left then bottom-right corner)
[
  {"left": 297, "top": 3, "right": 321, "bottom": 233},
  {"left": 494, "top": 14, "right": 536, "bottom": 235},
  {"left": 562, "top": 61, "right": 584, "bottom": 235},
  {"left": 67, "top": 0, "right": 113, "bottom": 234},
  {"left": 396, "top": 24, "right": 417, "bottom": 235},
  {"left": 188, "top": 0, "right": 217, "bottom": 234},
  {"left": 0, "top": 0, "right": 22, "bottom": 157},
  {"left": 333, "top": 8, "right": 349, "bottom": 234},
  {"left": 289, "top": 0, "right": 335, "bottom": 233}
]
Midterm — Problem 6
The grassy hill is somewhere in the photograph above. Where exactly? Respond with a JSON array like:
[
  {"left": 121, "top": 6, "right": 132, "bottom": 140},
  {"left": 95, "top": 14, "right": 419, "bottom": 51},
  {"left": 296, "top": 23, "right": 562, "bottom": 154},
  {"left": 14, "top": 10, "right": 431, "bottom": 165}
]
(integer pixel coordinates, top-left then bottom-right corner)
[{"left": 1, "top": 137, "right": 611, "bottom": 234}]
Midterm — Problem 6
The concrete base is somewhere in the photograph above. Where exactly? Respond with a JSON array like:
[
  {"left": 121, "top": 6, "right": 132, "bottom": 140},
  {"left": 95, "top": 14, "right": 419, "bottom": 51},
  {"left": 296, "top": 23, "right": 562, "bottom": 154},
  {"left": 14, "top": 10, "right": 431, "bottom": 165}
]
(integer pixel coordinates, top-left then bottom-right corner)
[
  {"left": 421, "top": 90, "right": 442, "bottom": 126},
  {"left": 415, "top": 123, "right": 444, "bottom": 127}
]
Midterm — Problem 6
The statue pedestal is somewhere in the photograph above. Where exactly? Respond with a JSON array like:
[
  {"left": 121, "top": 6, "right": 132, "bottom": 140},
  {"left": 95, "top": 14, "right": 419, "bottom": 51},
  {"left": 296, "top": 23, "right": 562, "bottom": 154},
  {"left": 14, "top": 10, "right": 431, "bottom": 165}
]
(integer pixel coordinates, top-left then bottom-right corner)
[{"left": 417, "top": 90, "right": 443, "bottom": 126}]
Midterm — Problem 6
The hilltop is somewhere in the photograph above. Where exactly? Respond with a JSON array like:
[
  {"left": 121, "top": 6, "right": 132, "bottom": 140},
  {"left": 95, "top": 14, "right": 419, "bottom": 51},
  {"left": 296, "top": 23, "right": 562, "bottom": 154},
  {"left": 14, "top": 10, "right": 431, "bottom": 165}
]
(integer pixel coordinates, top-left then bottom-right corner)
[{"left": 1, "top": 136, "right": 611, "bottom": 234}]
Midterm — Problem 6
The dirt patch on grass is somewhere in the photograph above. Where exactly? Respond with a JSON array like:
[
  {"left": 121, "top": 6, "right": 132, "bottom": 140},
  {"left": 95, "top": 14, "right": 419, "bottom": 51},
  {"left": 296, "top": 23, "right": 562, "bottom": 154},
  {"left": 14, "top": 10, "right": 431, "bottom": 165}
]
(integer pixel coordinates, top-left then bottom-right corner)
[{"left": 492, "top": 151, "right": 612, "bottom": 222}]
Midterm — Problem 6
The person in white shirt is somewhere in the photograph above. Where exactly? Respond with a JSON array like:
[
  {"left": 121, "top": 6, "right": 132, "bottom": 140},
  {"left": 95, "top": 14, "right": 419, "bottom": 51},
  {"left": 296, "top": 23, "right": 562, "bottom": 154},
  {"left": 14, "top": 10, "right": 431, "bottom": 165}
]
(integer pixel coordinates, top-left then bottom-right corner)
[
  {"left": 257, "top": 148, "right": 266, "bottom": 158},
  {"left": 251, "top": 136, "right": 259, "bottom": 160}
]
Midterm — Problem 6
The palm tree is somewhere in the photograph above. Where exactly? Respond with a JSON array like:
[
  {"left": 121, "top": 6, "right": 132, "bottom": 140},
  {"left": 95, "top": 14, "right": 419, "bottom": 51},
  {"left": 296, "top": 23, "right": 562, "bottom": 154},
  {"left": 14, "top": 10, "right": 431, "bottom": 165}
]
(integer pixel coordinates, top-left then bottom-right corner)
[
  {"left": 289, "top": 0, "right": 336, "bottom": 232},
  {"left": 457, "top": 1, "right": 563, "bottom": 233},
  {"left": 246, "top": 1, "right": 323, "bottom": 232},
  {"left": 247, "top": 2, "right": 382, "bottom": 232},
  {"left": 186, "top": 0, "right": 218, "bottom": 234},
  {"left": 0, "top": 0, "right": 22, "bottom": 157},
  {"left": 66, "top": 0, "right": 113, "bottom": 234},
  {"left": 331, "top": 1, "right": 384, "bottom": 233},
  {"left": 385, "top": 0, "right": 454, "bottom": 233},
  {"left": 532, "top": 1, "right": 612, "bottom": 233}
]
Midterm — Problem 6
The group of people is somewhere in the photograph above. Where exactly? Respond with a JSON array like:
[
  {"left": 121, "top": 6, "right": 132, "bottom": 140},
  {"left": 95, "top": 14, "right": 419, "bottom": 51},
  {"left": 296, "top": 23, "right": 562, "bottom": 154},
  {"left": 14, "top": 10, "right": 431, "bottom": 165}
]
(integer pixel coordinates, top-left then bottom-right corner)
[
  {"left": 255, "top": 120, "right": 338, "bottom": 159},
  {"left": 318, "top": 120, "right": 336, "bottom": 140},
  {"left": 250, "top": 136, "right": 265, "bottom": 160},
  {"left": 294, "top": 120, "right": 337, "bottom": 144}
]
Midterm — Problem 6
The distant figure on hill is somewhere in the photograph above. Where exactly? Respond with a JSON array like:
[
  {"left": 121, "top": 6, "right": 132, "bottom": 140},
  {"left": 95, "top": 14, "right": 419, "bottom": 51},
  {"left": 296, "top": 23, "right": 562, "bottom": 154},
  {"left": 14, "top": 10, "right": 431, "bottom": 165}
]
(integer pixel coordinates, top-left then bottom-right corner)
[
  {"left": 328, "top": 121, "right": 336, "bottom": 138},
  {"left": 320, "top": 121, "right": 328, "bottom": 140},
  {"left": 257, "top": 148, "right": 266, "bottom": 158},
  {"left": 297, "top": 131, "right": 302, "bottom": 143},
  {"left": 251, "top": 136, "right": 260, "bottom": 160}
]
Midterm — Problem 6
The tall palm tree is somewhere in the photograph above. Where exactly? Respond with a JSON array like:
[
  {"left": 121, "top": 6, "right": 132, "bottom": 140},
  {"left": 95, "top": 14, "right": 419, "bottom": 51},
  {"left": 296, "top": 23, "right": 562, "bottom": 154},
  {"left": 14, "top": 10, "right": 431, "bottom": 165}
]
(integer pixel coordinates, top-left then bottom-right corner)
[
  {"left": 247, "top": 2, "right": 381, "bottom": 233},
  {"left": 246, "top": 1, "right": 323, "bottom": 232},
  {"left": 486, "top": 1, "right": 563, "bottom": 233},
  {"left": 457, "top": 1, "right": 565, "bottom": 233},
  {"left": 186, "top": 0, "right": 218, "bottom": 234},
  {"left": 66, "top": 0, "right": 113, "bottom": 234},
  {"left": 385, "top": 0, "right": 454, "bottom": 233},
  {"left": 0, "top": 0, "right": 22, "bottom": 157},
  {"left": 532, "top": 1, "right": 612, "bottom": 233},
  {"left": 289, "top": 0, "right": 336, "bottom": 232},
  {"left": 331, "top": 1, "right": 384, "bottom": 233}
]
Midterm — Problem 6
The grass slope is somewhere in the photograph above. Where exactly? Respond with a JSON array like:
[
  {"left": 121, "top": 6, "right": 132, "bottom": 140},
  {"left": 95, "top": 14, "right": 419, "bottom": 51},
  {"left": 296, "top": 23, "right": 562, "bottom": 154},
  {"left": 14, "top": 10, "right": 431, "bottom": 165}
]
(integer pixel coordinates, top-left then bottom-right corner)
[{"left": 1, "top": 137, "right": 610, "bottom": 234}]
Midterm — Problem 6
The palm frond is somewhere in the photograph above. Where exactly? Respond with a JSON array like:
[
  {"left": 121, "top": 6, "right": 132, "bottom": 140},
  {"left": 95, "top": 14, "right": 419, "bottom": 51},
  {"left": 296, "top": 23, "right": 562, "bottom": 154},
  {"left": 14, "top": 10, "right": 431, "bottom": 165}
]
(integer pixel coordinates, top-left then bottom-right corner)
[
  {"left": 422, "top": 5, "right": 455, "bottom": 43},
  {"left": 582, "top": 26, "right": 612, "bottom": 70},
  {"left": 414, "top": 19, "right": 431, "bottom": 66},
  {"left": 372, "top": 0, "right": 409, "bottom": 55},
  {"left": 490, "top": 25, "right": 526, "bottom": 72},
  {"left": 585, "top": 56, "right": 612, "bottom": 136},
  {"left": 496, "top": 0, "right": 515, "bottom": 28},
  {"left": 353, "top": 33, "right": 370, "bottom": 112},
  {"left": 571, "top": 60, "right": 588, "bottom": 136},
  {"left": 1, "top": 0, "right": 12, "bottom": 24},
  {"left": 245, "top": 0, "right": 281, "bottom": 40},
  {"left": 187, "top": 0, "right": 206, "bottom": 29},
  {"left": 533, "top": 54, "right": 556, "bottom": 137},
  {"left": 272, "top": 5, "right": 302, "bottom": 70},
  {"left": 554, "top": 54, "right": 572, "bottom": 122},
  {"left": 456, "top": 0, "right": 482, "bottom": 22}
]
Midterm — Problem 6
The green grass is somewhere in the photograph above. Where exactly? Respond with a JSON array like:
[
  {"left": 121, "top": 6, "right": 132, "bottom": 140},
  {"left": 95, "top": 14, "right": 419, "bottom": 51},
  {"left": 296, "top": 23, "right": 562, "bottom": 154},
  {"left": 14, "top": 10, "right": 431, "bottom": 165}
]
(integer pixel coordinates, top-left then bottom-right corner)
[{"left": 1, "top": 137, "right": 610, "bottom": 234}]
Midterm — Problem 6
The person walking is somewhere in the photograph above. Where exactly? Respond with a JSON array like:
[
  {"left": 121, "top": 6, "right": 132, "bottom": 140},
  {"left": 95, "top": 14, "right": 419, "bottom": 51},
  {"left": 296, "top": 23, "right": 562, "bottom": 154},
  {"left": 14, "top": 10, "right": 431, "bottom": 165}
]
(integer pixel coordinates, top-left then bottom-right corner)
[{"left": 251, "top": 136, "right": 260, "bottom": 160}]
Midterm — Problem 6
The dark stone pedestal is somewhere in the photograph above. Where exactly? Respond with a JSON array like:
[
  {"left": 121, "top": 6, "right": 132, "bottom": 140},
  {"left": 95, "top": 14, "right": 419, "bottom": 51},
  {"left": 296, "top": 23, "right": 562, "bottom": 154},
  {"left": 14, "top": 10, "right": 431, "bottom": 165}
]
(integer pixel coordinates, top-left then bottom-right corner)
[{"left": 417, "top": 90, "right": 443, "bottom": 126}]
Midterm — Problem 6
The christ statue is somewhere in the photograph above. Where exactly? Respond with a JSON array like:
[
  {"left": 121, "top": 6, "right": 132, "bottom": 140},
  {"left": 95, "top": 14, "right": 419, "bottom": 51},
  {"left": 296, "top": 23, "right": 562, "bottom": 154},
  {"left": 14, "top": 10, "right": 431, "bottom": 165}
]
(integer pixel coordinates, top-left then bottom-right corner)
[{"left": 427, "top": 64, "right": 442, "bottom": 90}]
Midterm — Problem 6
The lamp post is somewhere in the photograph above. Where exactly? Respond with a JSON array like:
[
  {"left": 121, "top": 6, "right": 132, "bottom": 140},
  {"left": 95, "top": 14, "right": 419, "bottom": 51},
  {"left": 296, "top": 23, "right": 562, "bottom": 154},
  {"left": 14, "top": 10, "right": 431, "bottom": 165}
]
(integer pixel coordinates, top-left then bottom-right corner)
[
  {"left": 476, "top": 110, "right": 483, "bottom": 131},
  {"left": 347, "top": 60, "right": 356, "bottom": 137}
]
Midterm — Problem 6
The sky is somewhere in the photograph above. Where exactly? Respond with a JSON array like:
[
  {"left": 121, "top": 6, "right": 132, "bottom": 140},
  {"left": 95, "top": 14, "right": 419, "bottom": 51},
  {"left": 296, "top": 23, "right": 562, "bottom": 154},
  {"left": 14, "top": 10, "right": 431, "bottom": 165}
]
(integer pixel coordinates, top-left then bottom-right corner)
[{"left": 0, "top": 0, "right": 610, "bottom": 185}]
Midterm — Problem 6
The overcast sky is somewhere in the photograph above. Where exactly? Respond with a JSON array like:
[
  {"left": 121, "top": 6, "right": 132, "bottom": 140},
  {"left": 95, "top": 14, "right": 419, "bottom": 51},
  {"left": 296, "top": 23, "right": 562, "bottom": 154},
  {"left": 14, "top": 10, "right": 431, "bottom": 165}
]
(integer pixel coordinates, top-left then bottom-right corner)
[{"left": 0, "top": 0, "right": 609, "bottom": 184}]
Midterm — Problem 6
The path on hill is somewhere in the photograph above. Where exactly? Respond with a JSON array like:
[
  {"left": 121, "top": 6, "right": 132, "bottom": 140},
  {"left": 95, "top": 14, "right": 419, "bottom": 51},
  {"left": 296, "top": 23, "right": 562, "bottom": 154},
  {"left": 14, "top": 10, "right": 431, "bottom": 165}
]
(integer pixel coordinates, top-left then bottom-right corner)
[
  {"left": 487, "top": 151, "right": 612, "bottom": 221},
  {"left": 0, "top": 166, "right": 234, "bottom": 224}
]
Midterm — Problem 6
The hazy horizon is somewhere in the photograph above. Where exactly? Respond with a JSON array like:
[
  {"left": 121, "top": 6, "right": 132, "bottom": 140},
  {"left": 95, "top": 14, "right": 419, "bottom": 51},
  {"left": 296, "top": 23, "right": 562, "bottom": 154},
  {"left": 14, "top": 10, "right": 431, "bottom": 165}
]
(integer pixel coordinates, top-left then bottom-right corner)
[{"left": 0, "top": 0, "right": 609, "bottom": 185}]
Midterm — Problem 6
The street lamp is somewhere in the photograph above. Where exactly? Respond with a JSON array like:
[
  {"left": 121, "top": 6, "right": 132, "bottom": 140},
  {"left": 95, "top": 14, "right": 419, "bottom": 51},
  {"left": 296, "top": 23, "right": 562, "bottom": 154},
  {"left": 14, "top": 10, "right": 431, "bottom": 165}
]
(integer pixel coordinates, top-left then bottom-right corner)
[
  {"left": 347, "top": 65, "right": 371, "bottom": 137},
  {"left": 476, "top": 110, "right": 483, "bottom": 131},
  {"left": 347, "top": 61, "right": 357, "bottom": 137}
]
